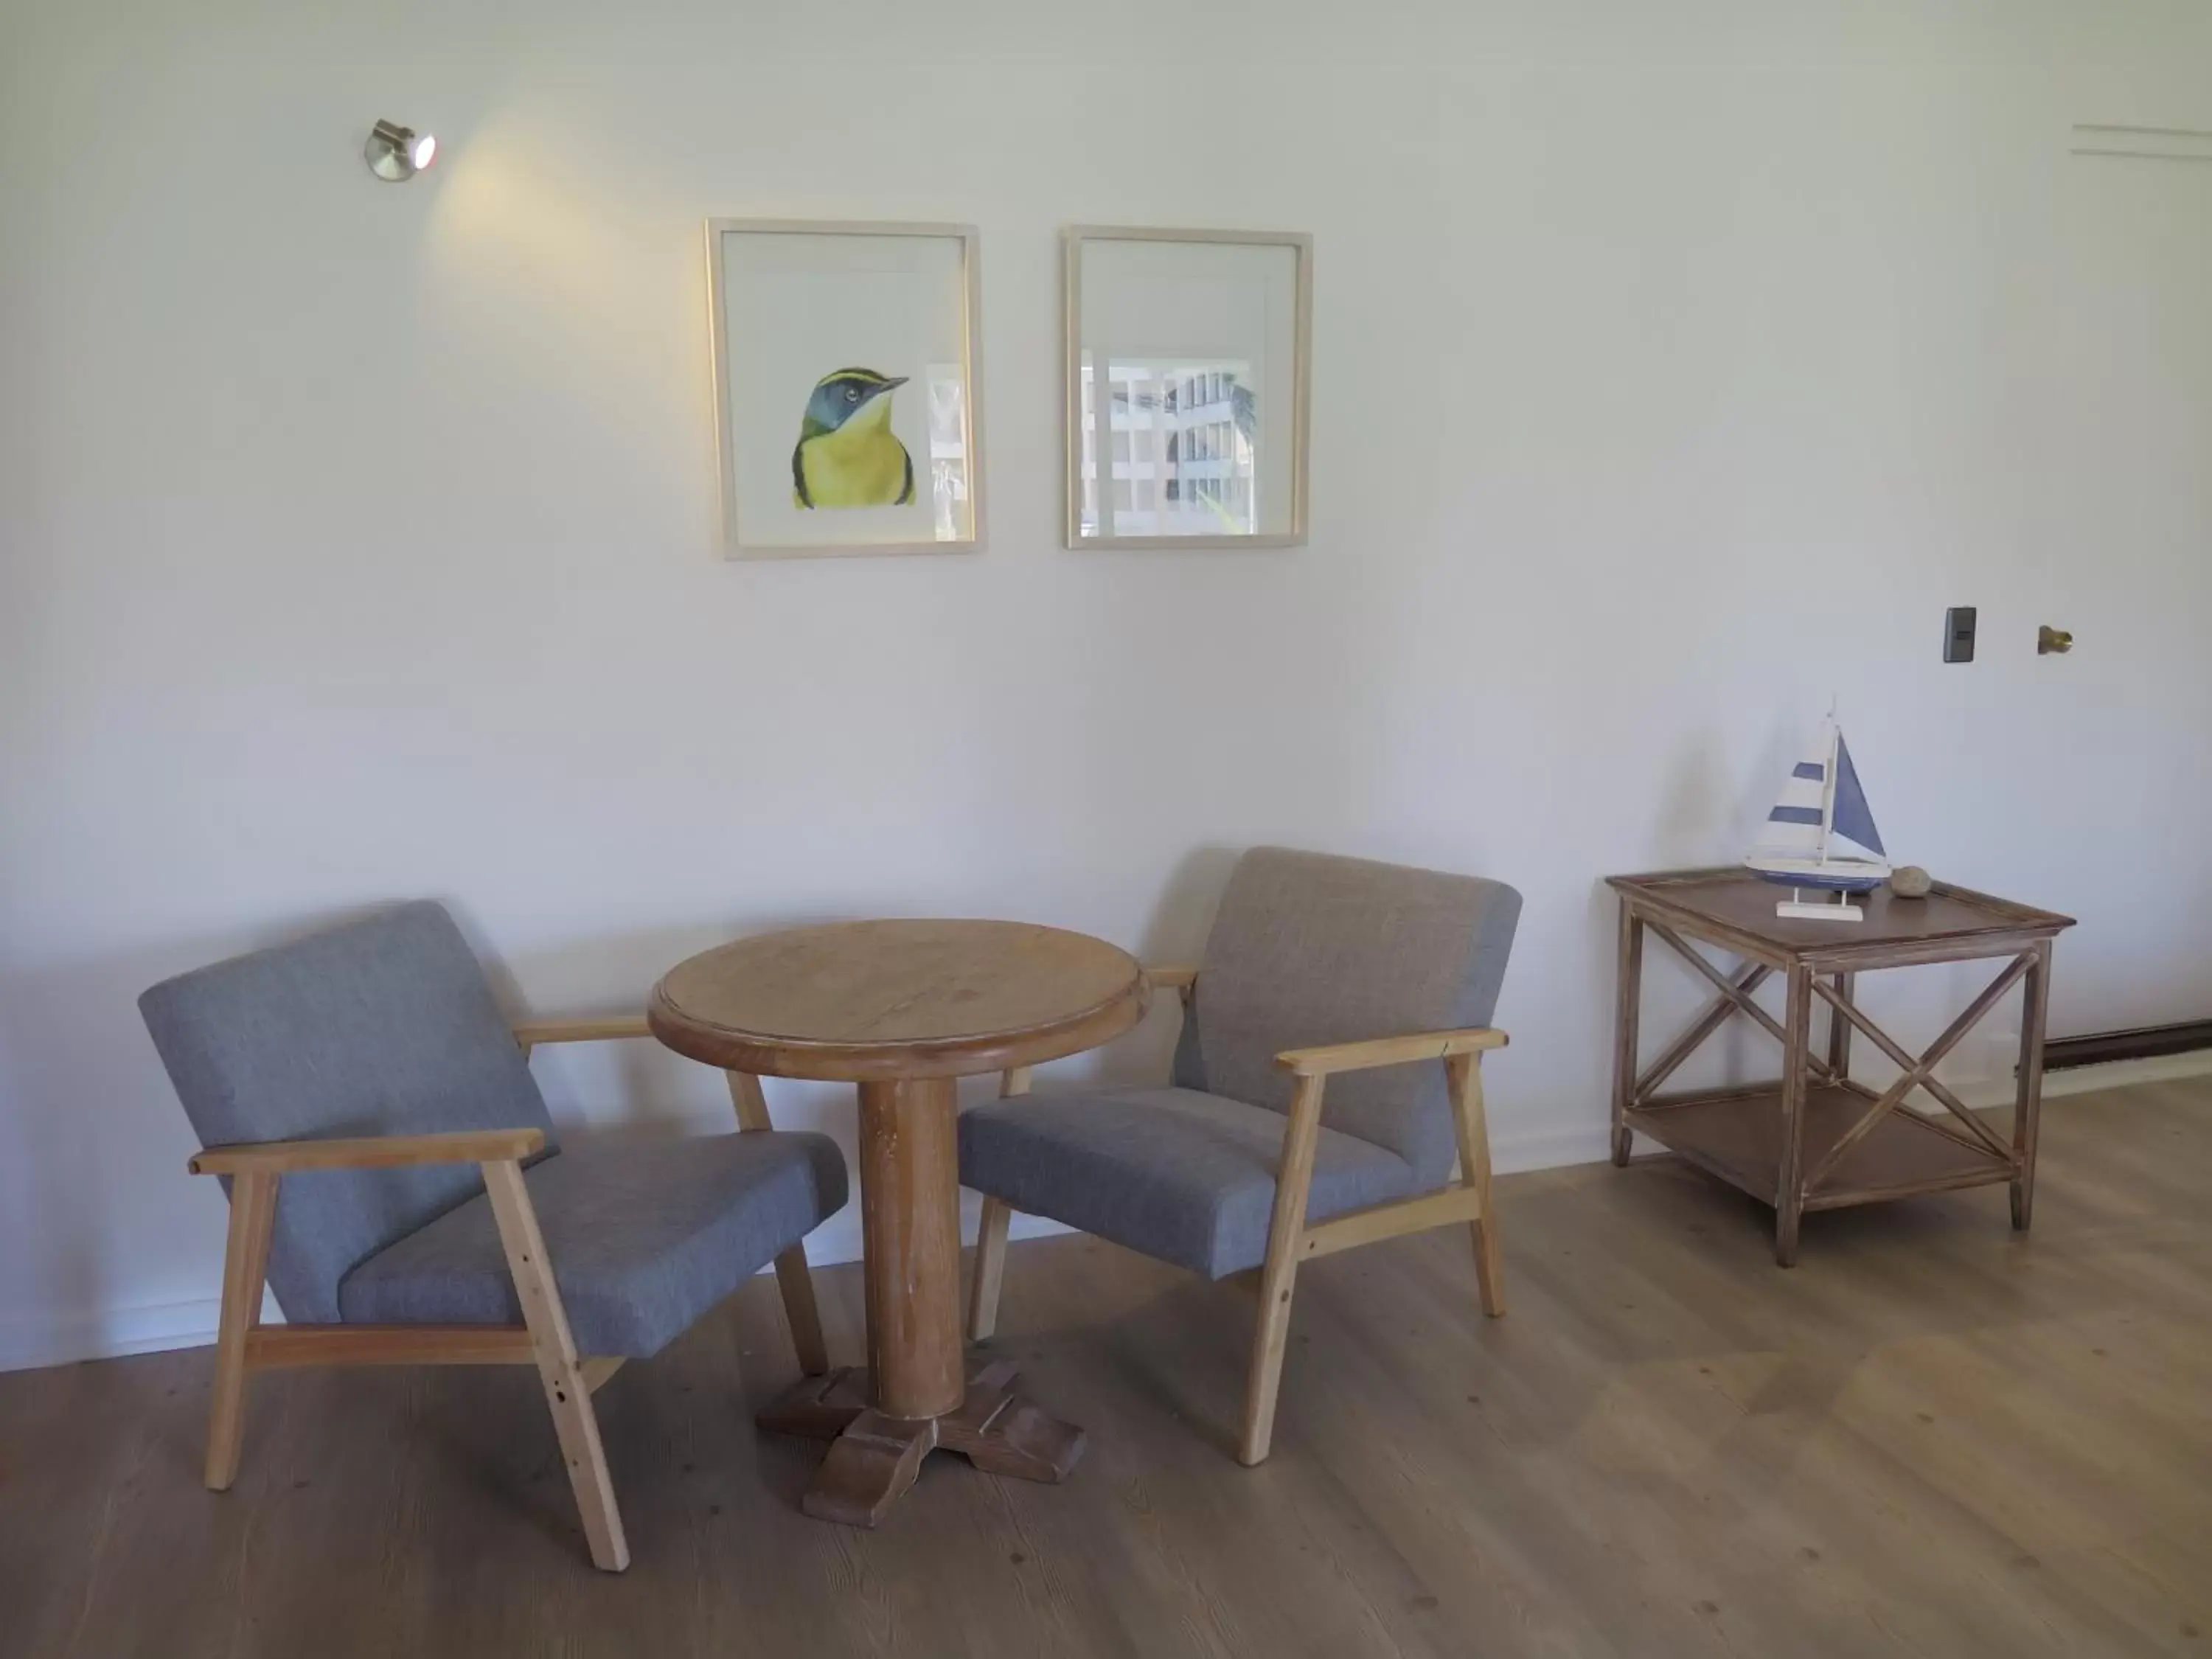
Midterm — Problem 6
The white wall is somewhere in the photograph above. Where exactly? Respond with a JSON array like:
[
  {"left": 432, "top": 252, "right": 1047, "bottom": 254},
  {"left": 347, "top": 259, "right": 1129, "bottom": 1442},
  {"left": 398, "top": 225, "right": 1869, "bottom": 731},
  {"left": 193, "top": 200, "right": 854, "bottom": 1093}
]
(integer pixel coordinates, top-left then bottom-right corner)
[{"left": 4, "top": 0, "right": 2209, "bottom": 1370}]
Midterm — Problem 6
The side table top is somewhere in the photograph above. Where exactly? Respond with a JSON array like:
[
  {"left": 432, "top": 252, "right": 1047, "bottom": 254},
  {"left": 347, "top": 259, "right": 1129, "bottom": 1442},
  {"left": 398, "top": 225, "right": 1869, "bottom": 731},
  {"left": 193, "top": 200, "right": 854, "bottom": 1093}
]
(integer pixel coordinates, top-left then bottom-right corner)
[
  {"left": 1607, "top": 866, "right": 2074, "bottom": 966},
  {"left": 647, "top": 919, "right": 1150, "bottom": 1082}
]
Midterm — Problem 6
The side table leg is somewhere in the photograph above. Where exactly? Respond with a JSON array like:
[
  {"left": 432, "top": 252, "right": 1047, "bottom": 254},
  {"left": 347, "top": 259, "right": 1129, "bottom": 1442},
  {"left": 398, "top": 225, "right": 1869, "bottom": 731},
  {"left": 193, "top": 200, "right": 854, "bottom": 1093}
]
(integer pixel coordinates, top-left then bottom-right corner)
[
  {"left": 1610, "top": 904, "right": 1644, "bottom": 1166},
  {"left": 1775, "top": 964, "right": 1813, "bottom": 1267},
  {"left": 2011, "top": 941, "right": 2053, "bottom": 1231},
  {"left": 1826, "top": 972, "right": 1854, "bottom": 1082}
]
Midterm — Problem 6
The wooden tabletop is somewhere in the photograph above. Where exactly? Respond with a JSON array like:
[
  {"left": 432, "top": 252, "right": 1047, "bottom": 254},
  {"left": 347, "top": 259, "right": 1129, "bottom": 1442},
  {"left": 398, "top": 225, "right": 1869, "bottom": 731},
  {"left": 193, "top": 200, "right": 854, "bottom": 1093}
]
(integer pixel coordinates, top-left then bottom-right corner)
[
  {"left": 1607, "top": 867, "right": 2073, "bottom": 967},
  {"left": 647, "top": 919, "right": 1151, "bottom": 1082}
]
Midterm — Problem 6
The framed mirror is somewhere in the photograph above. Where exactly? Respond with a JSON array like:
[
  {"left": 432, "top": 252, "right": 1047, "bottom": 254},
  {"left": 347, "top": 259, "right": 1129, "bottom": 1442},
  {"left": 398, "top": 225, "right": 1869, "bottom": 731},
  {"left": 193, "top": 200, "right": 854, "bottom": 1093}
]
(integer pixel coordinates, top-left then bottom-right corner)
[{"left": 1063, "top": 227, "right": 1312, "bottom": 551}]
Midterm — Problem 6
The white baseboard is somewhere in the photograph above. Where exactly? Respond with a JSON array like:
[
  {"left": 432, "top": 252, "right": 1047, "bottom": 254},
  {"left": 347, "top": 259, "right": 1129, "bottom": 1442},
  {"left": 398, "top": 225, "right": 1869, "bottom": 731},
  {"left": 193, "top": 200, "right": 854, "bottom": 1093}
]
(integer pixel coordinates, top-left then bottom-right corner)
[
  {"left": 0, "top": 1211, "right": 1070, "bottom": 1374},
  {"left": 0, "top": 1294, "right": 241, "bottom": 1374},
  {"left": 7, "top": 1049, "right": 2203, "bottom": 1374},
  {"left": 1493, "top": 1122, "right": 1618, "bottom": 1175}
]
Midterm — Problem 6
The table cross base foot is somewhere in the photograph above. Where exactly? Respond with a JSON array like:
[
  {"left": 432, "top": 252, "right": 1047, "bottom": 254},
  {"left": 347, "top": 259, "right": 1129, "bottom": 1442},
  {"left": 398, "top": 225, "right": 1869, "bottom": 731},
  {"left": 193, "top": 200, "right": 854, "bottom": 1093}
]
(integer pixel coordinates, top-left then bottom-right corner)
[{"left": 760, "top": 1360, "right": 1086, "bottom": 1527}]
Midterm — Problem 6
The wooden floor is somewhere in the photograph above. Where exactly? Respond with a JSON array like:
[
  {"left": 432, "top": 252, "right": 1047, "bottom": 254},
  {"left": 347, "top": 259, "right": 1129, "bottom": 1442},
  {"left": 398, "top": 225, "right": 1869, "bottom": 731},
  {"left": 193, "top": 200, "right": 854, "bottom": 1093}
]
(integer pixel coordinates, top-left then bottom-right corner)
[{"left": 5, "top": 1077, "right": 2210, "bottom": 1658}]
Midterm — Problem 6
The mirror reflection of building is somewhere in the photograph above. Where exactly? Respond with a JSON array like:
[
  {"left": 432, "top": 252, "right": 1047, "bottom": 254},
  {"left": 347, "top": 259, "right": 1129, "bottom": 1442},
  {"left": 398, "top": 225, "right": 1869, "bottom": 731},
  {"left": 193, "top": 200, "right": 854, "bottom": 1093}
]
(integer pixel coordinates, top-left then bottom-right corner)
[{"left": 1077, "top": 357, "right": 1259, "bottom": 538}]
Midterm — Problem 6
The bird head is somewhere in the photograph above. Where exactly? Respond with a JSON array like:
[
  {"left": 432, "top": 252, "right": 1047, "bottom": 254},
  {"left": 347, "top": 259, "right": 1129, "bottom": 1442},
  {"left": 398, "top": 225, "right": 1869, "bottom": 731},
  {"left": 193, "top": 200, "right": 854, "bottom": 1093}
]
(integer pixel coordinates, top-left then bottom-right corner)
[{"left": 801, "top": 368, "right": 907, "bottom": 438}]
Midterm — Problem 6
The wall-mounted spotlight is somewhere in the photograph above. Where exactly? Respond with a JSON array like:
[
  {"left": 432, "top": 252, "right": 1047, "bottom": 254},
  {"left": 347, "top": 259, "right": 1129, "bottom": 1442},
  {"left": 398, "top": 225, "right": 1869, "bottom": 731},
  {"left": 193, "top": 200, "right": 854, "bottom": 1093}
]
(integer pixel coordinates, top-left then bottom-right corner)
[{"left": 364, "top": 119, "right": 438, "bottom": 182}]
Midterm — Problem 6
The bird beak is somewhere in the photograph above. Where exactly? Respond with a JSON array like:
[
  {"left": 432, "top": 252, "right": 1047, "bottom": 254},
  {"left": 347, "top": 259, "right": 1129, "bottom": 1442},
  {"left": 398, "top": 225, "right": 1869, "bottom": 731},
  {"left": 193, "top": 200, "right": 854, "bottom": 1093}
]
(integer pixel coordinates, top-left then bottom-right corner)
[{"left": 881, "top": 376, "right": 908, "bottom": 391}]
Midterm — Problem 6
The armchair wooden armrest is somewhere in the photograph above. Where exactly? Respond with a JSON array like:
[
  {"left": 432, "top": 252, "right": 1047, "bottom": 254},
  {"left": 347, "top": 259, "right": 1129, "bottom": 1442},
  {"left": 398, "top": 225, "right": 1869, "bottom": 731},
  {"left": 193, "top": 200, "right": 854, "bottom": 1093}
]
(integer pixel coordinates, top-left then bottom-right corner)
[
  {"left": 1236, "top": 1025, "right": 1509, "bottom": 1461},
  {"left": 1274, "top": 1026, "right": 1509, "bottom": 1078},
  {"left": 188, "top": 1127, "right": 547, "bottom": 1177},
  {"left": 512, "top": 1015, "right": 653, "bottom": 1052}
]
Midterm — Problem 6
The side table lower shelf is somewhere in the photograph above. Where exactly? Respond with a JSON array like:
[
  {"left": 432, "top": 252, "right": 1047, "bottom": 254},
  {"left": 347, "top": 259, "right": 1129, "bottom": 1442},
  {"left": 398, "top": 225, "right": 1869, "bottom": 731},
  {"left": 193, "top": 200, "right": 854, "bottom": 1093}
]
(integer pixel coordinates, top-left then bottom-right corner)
[{"left": 1627, "top": 1082, "right": 2017, "bottom": 1213}]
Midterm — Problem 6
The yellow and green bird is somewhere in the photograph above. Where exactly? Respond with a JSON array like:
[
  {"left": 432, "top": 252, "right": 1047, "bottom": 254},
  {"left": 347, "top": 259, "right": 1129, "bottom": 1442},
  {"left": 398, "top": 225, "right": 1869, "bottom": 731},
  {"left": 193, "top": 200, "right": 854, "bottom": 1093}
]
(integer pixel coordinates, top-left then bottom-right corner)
[{"left": 791, "top": 367, "right": 915, "bottom": 509}]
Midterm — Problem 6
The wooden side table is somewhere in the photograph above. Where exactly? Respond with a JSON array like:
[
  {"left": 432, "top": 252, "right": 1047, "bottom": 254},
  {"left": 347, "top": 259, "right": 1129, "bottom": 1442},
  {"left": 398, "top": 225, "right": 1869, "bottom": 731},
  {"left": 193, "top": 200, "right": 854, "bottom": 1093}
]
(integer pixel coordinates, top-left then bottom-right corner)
[
  {"left": 647, "top": 919, "right": 1149, "bottom": 1526},
  {"left": 1605, "top": 868, "right": 2074, "bottom": 1265}
]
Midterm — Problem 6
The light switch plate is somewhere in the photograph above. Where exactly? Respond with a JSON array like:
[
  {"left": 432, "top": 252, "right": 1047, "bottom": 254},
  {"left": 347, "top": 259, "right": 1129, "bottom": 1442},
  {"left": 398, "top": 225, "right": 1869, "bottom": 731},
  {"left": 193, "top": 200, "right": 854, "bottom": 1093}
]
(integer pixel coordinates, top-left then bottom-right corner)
[{"left": 1944, "top": 606, "right": 1977, "bottom": 664}]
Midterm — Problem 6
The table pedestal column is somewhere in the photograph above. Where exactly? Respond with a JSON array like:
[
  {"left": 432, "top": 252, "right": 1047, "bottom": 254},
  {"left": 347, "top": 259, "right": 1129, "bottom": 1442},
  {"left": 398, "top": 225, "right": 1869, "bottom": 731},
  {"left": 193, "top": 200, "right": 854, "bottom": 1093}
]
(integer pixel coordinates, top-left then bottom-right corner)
[
  {"left": 858, "top": 1077, "right": 965, "bottom": 1419},
  {"left": 759, "top": 1074, "right": 1086, "bottom": 1526}
]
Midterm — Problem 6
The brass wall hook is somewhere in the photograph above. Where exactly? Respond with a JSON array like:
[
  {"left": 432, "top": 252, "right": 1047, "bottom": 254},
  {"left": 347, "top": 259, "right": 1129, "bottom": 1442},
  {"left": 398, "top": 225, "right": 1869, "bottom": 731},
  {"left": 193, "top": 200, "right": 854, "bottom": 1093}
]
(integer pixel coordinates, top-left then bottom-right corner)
[{"left": 2038, "top": 625, "right": 2073, "bottom": 655}]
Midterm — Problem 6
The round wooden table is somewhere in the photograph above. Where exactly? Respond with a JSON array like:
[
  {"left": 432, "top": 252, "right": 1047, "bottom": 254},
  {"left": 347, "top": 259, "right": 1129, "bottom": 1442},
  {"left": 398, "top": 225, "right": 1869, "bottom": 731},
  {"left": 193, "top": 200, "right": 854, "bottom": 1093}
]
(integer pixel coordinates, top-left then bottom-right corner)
[{"left": 647, "top": 919, "right": 1149, "bottom": 1526}]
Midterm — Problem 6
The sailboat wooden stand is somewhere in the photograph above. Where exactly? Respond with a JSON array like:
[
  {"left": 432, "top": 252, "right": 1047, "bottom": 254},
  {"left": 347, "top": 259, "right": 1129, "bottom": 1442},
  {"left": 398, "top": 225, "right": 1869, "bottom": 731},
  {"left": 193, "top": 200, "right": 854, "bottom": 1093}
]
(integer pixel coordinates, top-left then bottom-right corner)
[{"left": 1778, "top": 888, "right": 1860, "bottom": 922}]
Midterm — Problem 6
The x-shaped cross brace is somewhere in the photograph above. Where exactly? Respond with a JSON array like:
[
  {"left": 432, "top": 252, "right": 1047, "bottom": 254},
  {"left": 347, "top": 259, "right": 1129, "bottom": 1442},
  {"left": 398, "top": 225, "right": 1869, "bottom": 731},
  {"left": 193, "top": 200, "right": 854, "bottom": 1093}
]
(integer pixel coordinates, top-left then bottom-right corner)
[
  {"left": 1630, "top": 923, "right": 1846, "bottom": 1105},
  {"left": 1618, "top": 925, "right": 2044, "bottom": 1263},
  {"left": 1803, "top": 956, "right": 2028, "bottom": 1190}
]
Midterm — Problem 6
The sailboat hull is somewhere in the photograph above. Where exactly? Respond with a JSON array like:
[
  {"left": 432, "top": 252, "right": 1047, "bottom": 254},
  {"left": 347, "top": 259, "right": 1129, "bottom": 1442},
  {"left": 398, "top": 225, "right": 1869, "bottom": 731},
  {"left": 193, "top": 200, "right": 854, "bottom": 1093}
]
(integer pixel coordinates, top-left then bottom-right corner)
[{"left": 1746, "top": 856, "right": 1888, "bottom": 894}]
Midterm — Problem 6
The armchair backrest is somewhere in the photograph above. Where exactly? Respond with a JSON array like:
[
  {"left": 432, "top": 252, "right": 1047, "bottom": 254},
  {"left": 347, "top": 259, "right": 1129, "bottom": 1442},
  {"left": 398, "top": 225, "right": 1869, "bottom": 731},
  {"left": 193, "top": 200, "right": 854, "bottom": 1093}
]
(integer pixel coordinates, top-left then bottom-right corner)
[
  {"left": 1172, "top": 847, "right": 1521, "bottom": 1185},
  {"left": 140, "top": 901, "right": 554, "bottom": 1324}
]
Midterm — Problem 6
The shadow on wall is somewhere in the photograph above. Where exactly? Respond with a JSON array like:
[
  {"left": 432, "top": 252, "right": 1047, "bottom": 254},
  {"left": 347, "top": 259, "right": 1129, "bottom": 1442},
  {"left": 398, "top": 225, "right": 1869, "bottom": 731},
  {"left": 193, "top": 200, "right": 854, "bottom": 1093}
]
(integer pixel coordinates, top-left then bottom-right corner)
[
  {"left": 1093, "top": 842, "right": 1243, "bottom": 1088},
  {"left": 0, "top": 849, "right": 1297, "bottom": 1366},
  {"left": 0, "top": 902, "right": 408, "bottom": 1365},
  {"left": 0, "top": 897, "right": 895, "bottom": 1363},
  {"left": 500, "top": 848, "right": 1258, "bottom": 1113},
  {"left": 490, "top": 858, "right": 1242, "bottom": 1123}
]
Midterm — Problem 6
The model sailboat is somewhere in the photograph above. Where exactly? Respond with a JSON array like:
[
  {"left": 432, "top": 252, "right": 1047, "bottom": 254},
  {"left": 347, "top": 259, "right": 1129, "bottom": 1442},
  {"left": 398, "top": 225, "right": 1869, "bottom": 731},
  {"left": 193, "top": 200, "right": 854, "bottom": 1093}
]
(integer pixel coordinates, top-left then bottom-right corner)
[{"left": 1745, "top": 710, "right": 1890, "bottom": 921}]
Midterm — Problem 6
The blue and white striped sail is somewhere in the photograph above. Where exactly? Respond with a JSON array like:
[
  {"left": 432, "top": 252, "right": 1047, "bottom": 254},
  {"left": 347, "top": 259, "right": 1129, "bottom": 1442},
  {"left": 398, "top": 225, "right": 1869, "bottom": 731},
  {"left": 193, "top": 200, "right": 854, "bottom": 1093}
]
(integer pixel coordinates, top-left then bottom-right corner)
[
  {"left": 1746, "top": 714, "right": 1890, "bottom": 889},
  {"left": 1750, "top": 727, "right": 1837, "bottom": 860}
]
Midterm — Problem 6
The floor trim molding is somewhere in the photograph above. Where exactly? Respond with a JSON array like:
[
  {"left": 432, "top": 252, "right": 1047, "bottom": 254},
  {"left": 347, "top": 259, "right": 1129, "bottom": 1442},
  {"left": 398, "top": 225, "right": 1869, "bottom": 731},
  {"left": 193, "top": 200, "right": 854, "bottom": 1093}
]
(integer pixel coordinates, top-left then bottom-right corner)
[
  {"left": 0, "top": 1295, "right": 247, "bottom": 1375},
  {"left": 2011, "top": 1047, "right": 2212, "bottom": 1097},
  {"left": 2045, "top": 1018, "right": 2212, "bottom": 1071}
]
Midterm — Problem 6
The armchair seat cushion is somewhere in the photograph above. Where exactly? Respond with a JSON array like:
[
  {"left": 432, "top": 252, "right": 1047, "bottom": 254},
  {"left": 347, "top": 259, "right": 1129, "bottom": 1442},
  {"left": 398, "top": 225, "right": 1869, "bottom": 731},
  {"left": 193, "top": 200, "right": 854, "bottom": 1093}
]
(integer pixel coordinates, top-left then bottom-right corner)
[
  {"left": 958, "top": 1087, "right": 1424, "bottom": 1280},
  {"left": 338, "top": 1130, "right": 847, "bottom": 1357}
]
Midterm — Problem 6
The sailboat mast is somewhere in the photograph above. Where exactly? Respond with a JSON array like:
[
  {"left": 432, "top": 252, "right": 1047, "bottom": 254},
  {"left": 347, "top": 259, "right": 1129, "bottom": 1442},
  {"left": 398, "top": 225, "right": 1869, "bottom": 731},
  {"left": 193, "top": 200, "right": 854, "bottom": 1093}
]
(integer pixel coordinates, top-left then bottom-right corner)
[{"left": 1815, "top": 720, "right": 1839, "bottom": 868}]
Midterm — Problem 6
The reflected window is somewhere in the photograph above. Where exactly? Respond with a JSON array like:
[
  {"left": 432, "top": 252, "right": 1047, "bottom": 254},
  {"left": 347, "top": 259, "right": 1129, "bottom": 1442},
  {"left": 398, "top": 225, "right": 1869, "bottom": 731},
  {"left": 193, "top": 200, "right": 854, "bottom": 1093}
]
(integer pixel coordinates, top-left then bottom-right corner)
[{"left": 1088, "top": 355, "right": 1257, "bottom": 537}]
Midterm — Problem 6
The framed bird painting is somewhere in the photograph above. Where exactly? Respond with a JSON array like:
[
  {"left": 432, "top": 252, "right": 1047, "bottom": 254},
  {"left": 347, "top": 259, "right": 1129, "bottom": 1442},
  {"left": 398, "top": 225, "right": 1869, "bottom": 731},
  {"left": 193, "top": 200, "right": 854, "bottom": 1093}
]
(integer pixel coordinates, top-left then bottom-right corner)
[
  {"left": 706, "top": 220, "right": 984, "bottom": 558},
  {"left": 1063, "top": 226, "right": 1311, "bottom": 551}
]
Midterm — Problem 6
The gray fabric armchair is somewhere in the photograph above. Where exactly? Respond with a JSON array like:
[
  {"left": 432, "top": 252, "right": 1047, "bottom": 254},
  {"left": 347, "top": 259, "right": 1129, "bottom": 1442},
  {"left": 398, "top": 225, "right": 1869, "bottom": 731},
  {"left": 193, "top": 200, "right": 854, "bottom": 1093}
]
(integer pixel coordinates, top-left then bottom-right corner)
[
  {"left": 959, "top": 847, "right": 1521, "bottom": 1465},
  {"left": 140, "top": 901, "right": 848, "bottom": 1571}
]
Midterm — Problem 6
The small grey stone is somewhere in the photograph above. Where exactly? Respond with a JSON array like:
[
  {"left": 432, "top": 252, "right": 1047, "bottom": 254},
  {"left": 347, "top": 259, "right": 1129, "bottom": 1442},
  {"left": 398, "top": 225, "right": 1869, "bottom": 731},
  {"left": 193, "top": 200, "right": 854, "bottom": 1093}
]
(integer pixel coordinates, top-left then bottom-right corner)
[{"left": 1889, "top": 865, "right": 1933, "bottom": 899}]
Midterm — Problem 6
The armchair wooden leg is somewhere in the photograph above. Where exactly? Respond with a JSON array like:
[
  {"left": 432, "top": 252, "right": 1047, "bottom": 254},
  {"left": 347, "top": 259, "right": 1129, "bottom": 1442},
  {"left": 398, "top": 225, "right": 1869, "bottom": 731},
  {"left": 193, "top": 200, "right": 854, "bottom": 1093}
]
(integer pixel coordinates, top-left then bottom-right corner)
[
  {"left": 726, "top": 1068, "right": 833, "bottom": 1376},
  {"left": 205, "top": 1170, "right": 277, "bottom": 1492},
  {"left": 483, "top": 1158, "right": 630, "bottom": 1573},
  {"left": 772, "top": 1245, "right": 830, "bottom": 1377},
  {"left": 967, "top": 1067, "right": 1029, "bottom": 1346},
  {"left": 968, "top": 1195, "right": 1012, "bottom": 1342},
  {"left": 1239, "top": 1074, "right": 1326, "bottom": 1467},
  {"left": 1240, "top": 1253, "right": 1302, "bottom": 1467},
  {"left": 1446, "top": 1053, "right": 1506, "bottom": 1318}
]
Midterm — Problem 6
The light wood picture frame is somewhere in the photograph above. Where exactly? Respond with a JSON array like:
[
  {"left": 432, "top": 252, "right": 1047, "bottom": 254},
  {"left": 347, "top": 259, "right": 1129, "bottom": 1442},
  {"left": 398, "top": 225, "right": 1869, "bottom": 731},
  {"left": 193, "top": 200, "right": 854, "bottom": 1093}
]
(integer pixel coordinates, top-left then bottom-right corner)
[
  {"left": 707, "top": 219, "right": 985, "bottom": 559},
  {"left": 1063, "top": 226, "right": 1312, "bottom": 551}
]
